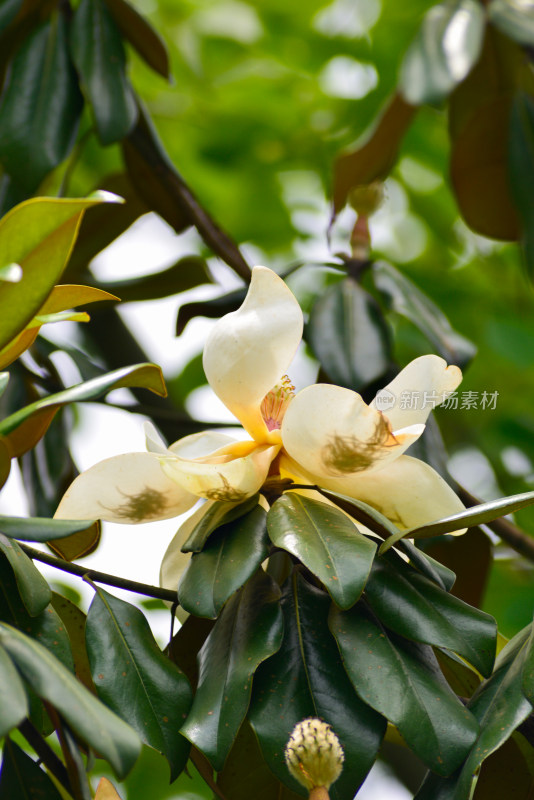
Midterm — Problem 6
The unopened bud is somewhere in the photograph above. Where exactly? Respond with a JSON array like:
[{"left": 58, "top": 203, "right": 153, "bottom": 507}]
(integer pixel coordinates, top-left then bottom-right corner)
[{"left": 284, "top": 718, "right": 344, "bottom": 792}]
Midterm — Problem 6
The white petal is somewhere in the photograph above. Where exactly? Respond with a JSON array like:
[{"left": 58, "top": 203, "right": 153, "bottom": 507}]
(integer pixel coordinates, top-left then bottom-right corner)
[
  {"left": 161, "top": 441, "right": 280, "bottom": 502},
  {"left": 372, "top": 355, "right": 462, "bottom": 428},
  {"left": 203, "top": 266, "right": 303, "bottom": 441},
  {"left": 168, "top": 431, "right": 243, "bottom": 459},
  {"left": 281, "top": 384, "right": 423, "bottom": 480},
  {"left": 55, "top": 453, "right": 198, "bottom": 524},
  {"left": 144, "top": 421, "right": 169, "bottom": 454},
  {"left": 311, "top": 454, "right": 466, "bottom": 533}
]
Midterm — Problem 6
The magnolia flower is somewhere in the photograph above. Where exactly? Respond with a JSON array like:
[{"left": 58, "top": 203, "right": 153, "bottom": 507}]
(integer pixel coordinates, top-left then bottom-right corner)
[{"left": 55, "top": 267, "right": 464, "bottom": 587}]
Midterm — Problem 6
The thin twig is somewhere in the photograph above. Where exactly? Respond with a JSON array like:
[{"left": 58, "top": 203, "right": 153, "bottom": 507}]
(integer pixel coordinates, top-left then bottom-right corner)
[
  {"left": 18, "top": 718, "right": 72, "bottom": 794},
  {"left": 19, "top": 544, "right": 178, "bottom": 602}
]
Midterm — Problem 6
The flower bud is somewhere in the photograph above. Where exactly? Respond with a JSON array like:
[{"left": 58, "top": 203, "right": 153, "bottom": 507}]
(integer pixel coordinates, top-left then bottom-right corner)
[{"left": 284, "top": 717, "right": 344, "bottom": 791}]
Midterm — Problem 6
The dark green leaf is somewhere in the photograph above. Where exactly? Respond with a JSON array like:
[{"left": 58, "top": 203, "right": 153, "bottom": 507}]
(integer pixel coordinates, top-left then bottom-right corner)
[
  {"left": 0, "top": 362, "right": 166, "bottom": 457},
  {"left": 0, "top": 534, "right": 50, "bottom": 615},
  {"left": 249, "top": 573, "right": 386, "bottom": 800},
  {"left": 70, "top": 0, "right": 138, "bottom": 144},
  {"left": 95, "top": 255, "right": 212, "bottom": 303},
  {"left": 366, "top": 553, "right": 496, "bottom": 676},
  {"left": 372, "top": 261, "right": 476, "bottom": 368},
  {"left": 0, "top": 14, "right": 83, "bottom": 193},
  {"left": 181, "top": 569, "right": 283, "bottom": 771},
  {"left": 0, "top": 622, "right": 141, "bottom": 779},
  {"left": 86, "top": 588, "right": 191, "bottom": 780},
  {"left": 307, "top": 277, "right": 392, "bottom": 391},
  {"left": 0, "top": 648, "right": 28, "bottom": 737},
  {"left": 399, "top": 0, "right": 485, "bottom": 105},
  {"left": 104, "top": 0, "right": 170, "bottom": 79},
  {"left": 182, "top": 494, "right": 260, "bottom": 553},
  {"left": 0, "top": 739, "right": 63, "bottom": 799},
  {"left": 489, "top": 0, "right": 534, "bottom": 47},
  {"left": 176, "top": 287, "right": 246, "bottom": 336},
  {"left": 380, "top": 488, "right": 534, "bottom": 552},
  {"left": 0, "top": 0, "right": 21, "bottom": 35},
  {"left": 0, "top": 516, "right": 97, "bottom": 542},
  {"left": 416, "top": 625, "right": 534, "bottom": 798},
  {"left": 179, "top": 505, "right": 270, "bottom": 618},
  {"left": 508, "top": 91, "right": 534, "bottom": 278},
  {"left": 330, "top": 602, "right": 479, "bottom": 775},
  {"left": 267, "top": 493, "right": 376, "bottom": 609}
]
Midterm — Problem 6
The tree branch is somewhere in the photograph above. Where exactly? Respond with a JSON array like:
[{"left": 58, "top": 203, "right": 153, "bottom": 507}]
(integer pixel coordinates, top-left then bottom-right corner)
[
  {"left": 19, "top": 544, "right": 178, "bottom": 602},
  {"left": 18, "top": 718, "right": 71, "bottom": 794}
]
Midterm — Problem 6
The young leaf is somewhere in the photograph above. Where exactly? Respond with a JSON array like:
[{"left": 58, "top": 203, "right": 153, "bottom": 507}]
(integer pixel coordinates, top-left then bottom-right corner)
[
  {"left": 70, "top": 0, "right": 138, "bottom": 144},
  {"left": 51, "top": 593, "right": 94, "bottom": 690},
  {"left": 0, "top": 362, "right": 165, "bottom": 457},
  {"left": 249, "top": 573, "right": 386, "bottom": 800},
  {"left": 0, "top": 534, "right": 51, "bottom": 615},
  {"left": 0, "top": 622, "right": 141, "bottom": 779},
  {"left": 0, "top": 14, "right": 83, "bottom": 193},
  {"left": 372, "top": 261, "right": 476, "bottom": 368},
  {"left": 180, "top": 569, "right": 283, "bottom": 770},
  {"left": 179, "top": 505, "right": 270, "bottom": 618},
  {"left": 0, "top": 739, "right": 63, "bottom": 799},
  {"left": 366, "top": 553, "right": 496, "bottom": 676},
  {"left": 95, "top": 777, "right": 124, "bottom": 800},
  {"left": 0, "top": 193, "right": 120, "bottom": 352},
  {"left": 330, "top": 602, "right": 479, "bottom": 775},
  {"left": 86, "top": 588, "right": 192, "bottom": 781},
  {"left": 399, "top": 0, "right": 485, "bottom": 105},
  {"left": 307, "top": 278, "right": 392, "bottom": 391},
  {"left": 267, "top": 493, "right": 376, "bottom": 609}
]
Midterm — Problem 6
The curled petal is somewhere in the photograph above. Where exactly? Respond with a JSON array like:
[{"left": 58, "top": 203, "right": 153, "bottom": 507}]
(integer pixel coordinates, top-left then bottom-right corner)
[
  {"left": 308, "top": 454, "right": 466, "bottom": 533},
  {"left": 160, "top": 441, "right": 280, "bottom": 502},
  {"left": 203, "top": 266, "right": 303, "bottom": 442},
  {"left": 281, "top": 384, "right": 423, "bottom": 480},
  {"left": 144, "top": 421, "right": 169, "bottom": 454},
  {"left": 168, "top": 431, "right": 254, "bottom": 459},
  {"left": 55, "top": 453, "right": 198, "bottom": 524},
  {"left": 372, "top": 355, "right": 462, "bottom": 428}
]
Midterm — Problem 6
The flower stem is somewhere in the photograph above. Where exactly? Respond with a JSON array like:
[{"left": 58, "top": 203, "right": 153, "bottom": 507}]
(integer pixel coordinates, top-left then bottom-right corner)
[
  {"left": 19, "top": 544, "right": 178, "bottom": 602},
  {"left": 309, "top": 787, "right": 330, "bottom": 800}
]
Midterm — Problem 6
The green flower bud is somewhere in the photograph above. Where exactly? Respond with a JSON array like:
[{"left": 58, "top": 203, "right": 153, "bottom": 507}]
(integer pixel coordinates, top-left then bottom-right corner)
[{"left": 284, "top": 717, "right": 344, "bottom": 791}]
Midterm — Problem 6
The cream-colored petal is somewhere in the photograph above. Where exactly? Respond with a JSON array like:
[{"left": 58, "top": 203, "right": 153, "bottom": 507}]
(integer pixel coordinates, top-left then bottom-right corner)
[
  {"left": 55, "top": 453, "right": 198, "bottom": 524},
  {"left": 203, "top": 266, "right": 303, "bottom": 442},
  {"left": 309, "top": 454, "right": 466, "bottom": 533},
  {"left": 168, "top": 431, "right": 248, "bottom": 459},
  {"left": 144, "top": 421, "right": 169, "bottom": 454},
  {"left": 160, "top": 443, "right": 280, "bottom": 502},
  {"left": 281, "top": 384, "right": 423, "bottom": 480},
  {"left": 372, "top": 355, "right": 462, "bottom": 429}
]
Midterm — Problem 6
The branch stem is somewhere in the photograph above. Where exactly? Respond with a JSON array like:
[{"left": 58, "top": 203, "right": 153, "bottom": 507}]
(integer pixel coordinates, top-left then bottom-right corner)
[
  {"left": 19, "top": 544, "right": 178, "bottom": 602},
  {"left": 18, "top": 719, "right": 71, "bottom": 793}
]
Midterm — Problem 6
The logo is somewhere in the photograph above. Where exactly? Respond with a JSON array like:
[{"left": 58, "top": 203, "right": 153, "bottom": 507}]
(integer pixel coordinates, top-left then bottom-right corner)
[{"left": 374, "top": 389, "right": 395, "bottom": 411}]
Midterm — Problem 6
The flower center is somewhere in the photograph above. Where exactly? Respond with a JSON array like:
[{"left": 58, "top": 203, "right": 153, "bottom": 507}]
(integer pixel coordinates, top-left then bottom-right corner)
[{"left": 261, "top": 375, "right": 295, "bottom": 432}]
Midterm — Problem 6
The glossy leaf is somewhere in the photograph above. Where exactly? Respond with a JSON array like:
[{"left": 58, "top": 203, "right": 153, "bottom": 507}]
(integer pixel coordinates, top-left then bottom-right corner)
[
  {"left": 95, "top": 255, "right": 212, "bottom": 302},
  {"left": 179, "top": 505, "right": 270, "bottom": 618},
  {"left": 217, "top": 720, "right": 303, "bottom": 800},
  {"left": 330, "top": 602, "right": 479, "bottom": 775},
  {"left": 424, "top": 526, "right": 492, "bottom": 608},
  {"left": 0, "top": 534, "right": 51, "bottom": 615},
  {"left": 0, "top": 193, "right": 119, "bottom": 353},
  {"left": 333, "top": 93, "right": 416, "bottom": 214},
  {"left": 104, "top": 0, "right": 170, "bottom": 78},
  {"left": 0, "top": 649, "right": 28, "bottom": 737},
  {"left": 366, "top": 553, "right": 496, "bottom": 676},
  {"left": 70, "top": 0, "right": 138, "bottom": 144},
  {"left": 399, "top": 0, "right": 485, "bottom": 105},
  {"left": 416, "top": 626, "right": 534, "bottom": 798},
  {"left": 86, "top": 588, "right": 192, "bottom": 780},
  {"left": 380, "top": 489, "right": 534, "bottom": 552},
  {"left": 307, "top": 277, "right": 392, "bottom": 391},
  {"left": 489, "top": 0, "right": 534, "bottom": 47},
  {"left": 181, "top": 569, "right": 283, "bottom": 770},
  {"left": 176, "top": 287, "right": 246, "bottom": 336},
  {"left": 509, "top": 91, "right": 534, "bottom": 277},
  {"left": 0, "top": 14, "right": 83, "bottom": 192},
  {"left": 182, "top": 494, "right": 260, "bottom": 553},
  {"left": 0, "top": 622, "right": 141, "bottom": 779},
  {"left": 249, "top": 573, "right": 386, "bottom": 800},
  {"left": 0, "top": 515, "right": 97, "bottom": 542},
  {"left": 267, "top": 492, "right": 376, "bottom": 609},
  {"left": 0, "top": 739, "right": 63, "bottom": 799},
  {"left": 372, "top": 261, "right": 476, "bottom": 368},
  {"left": 0, "top": 362, "right": 166, "bottom": 457}
]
